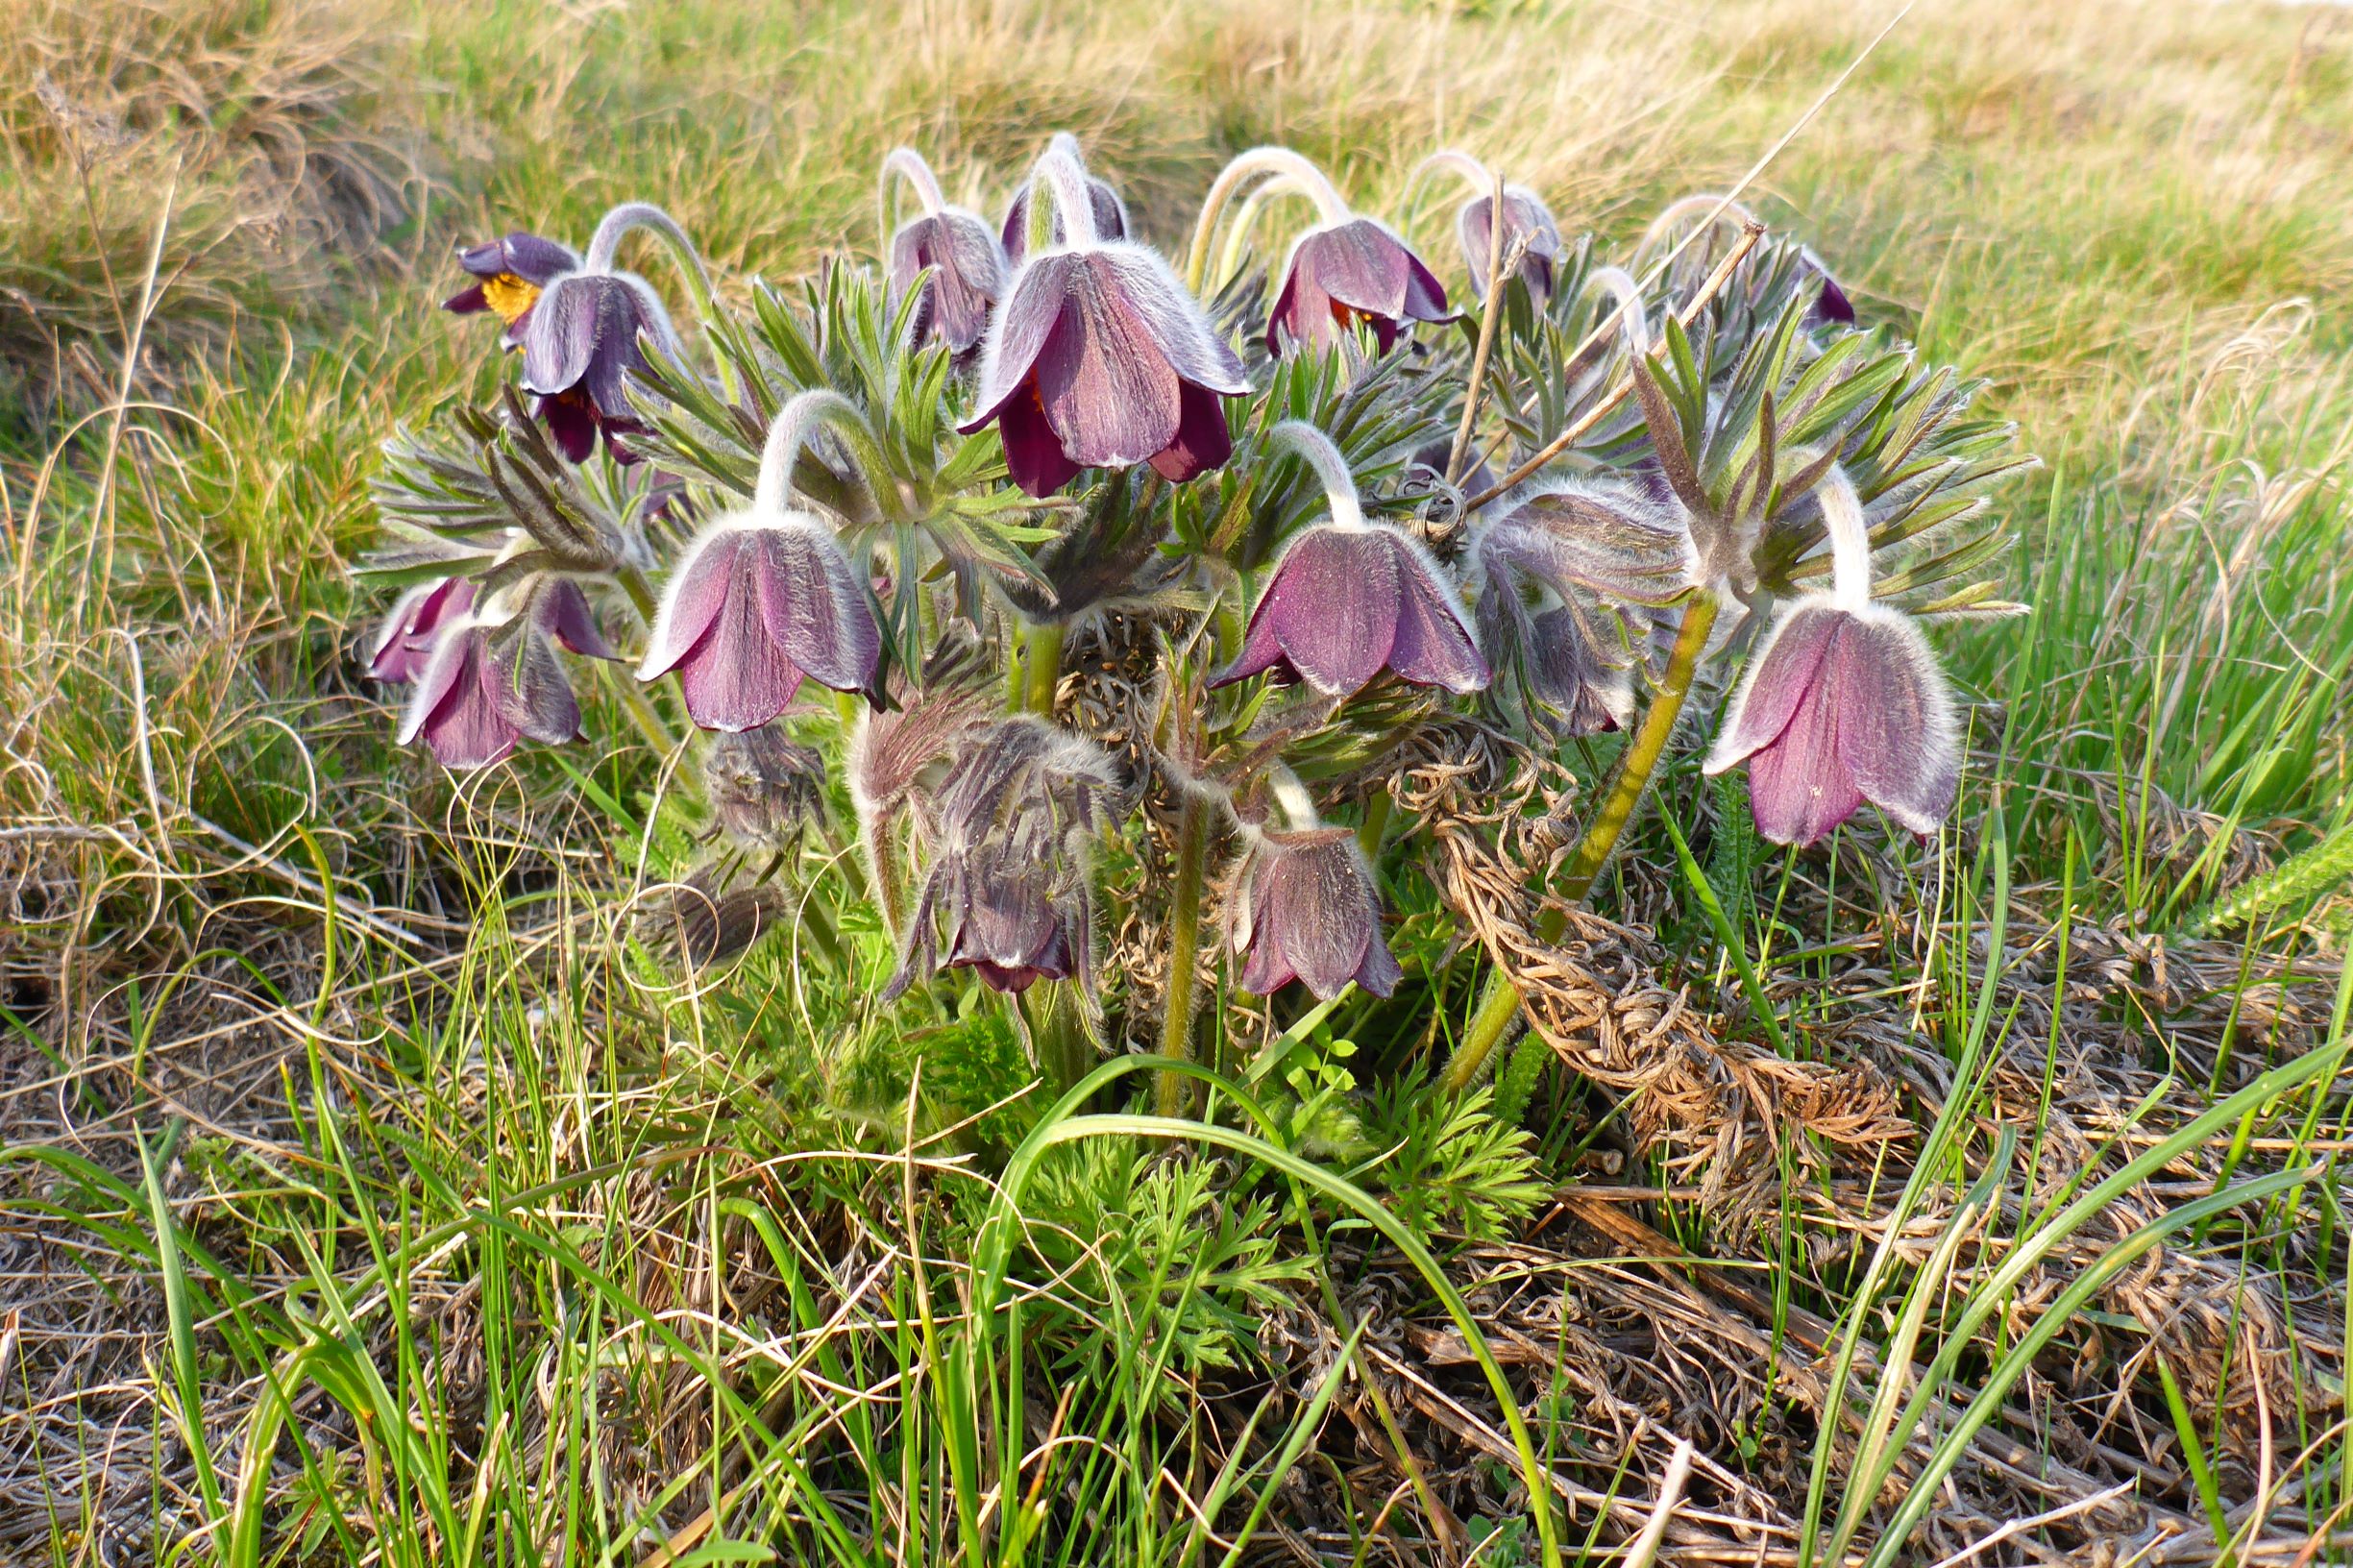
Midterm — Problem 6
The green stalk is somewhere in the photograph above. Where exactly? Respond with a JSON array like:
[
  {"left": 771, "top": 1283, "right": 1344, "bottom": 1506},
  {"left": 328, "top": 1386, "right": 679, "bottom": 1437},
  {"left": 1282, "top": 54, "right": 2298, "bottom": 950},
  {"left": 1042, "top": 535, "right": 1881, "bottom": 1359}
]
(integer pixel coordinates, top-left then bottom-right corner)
[
  {"left": 1018, "top": 620, "right": 1066, "bottom": 716},
  {"left": 1356, "top": 788, "right": 1392, "bottom": 857},
  {"left": 1156, "top": 796, "right": 1213, "bottom": 1117},
  {"left": 1440, "top": 592, "right": 1719, "bottom": 1092}
]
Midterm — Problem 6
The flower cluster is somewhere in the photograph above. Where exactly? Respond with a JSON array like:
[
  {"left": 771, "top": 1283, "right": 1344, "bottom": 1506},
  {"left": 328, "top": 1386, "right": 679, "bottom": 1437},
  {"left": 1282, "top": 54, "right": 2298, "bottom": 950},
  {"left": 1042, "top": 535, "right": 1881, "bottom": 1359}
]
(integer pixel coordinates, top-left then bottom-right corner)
[{"left": 361, "top": 132, "right": 2027, "bottom": 1081}]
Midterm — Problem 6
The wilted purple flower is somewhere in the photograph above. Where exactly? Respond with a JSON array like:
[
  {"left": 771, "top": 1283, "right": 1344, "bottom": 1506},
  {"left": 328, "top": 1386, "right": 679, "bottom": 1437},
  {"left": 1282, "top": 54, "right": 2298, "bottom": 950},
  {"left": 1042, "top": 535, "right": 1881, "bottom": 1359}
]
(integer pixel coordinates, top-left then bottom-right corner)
[
  {"left": 442, "top": 232, "right": 580, "bottom": 341},
  {"left": 1213, "top": 523, "right": 1488, "bottom": 698},
  {"left": 1232, "top": 827, "right": 1402, "bottom": 1000},
  {"left": 959, "top": 217, "right": 1248, "bottom": 497},
  {"left": 703, "top": 726, "right": 828, "bottom": 847},
  {"left": 1268, "top": 219, "right": 1451, "bottom": 355},
  {"left": 637, "top": 513, "right": 881, "bottom": 733},
  {"left": 999, "top": 136, "right": 1130, "bottom": 265},
  {"left": 397, "top": 583, "right": 618, "bottom": 771},
  {"left": 1703, "top": 597, "right": 1958, "bottom": 845},
  {"left": 1458, "top": 187, "right": 1562, "bottom": 301},
  {"left": 367, "top": 576, "right": 478, "bottom": 684},
  {"left": 891, "top": 208, "right": 1007, "bottom": 355}
]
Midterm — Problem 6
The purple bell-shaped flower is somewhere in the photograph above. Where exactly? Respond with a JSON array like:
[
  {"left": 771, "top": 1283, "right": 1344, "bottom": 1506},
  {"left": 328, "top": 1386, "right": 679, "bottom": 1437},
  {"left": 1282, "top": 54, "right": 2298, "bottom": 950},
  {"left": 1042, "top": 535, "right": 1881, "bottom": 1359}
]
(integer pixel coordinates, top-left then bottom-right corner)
[
  {"left": 881, "top": 148, "right": 1007, "bottom": 355},
  {"left": 513, "top": 203, "right": 707, "bottom": 463},
  {"left": 397, "top": 579, "right": 619, "bottom": 770},
  {"left": 1232, "top": 826, "right": 1402, "bottom": 1001}
]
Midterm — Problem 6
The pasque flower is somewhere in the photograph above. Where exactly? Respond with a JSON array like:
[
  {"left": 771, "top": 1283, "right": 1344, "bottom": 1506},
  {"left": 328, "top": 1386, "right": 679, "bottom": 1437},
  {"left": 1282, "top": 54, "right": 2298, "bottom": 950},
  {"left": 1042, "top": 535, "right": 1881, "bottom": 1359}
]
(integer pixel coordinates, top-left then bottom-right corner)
[
  {"left": 1457, "top": 186, "right": 1563, "bottom": 301},
  {"left": 960, "top": 143, "right": 1249, "bottom": 498},
  {"left": 397, "top": 579, "right": 620, "bottom": 770},
  {"left": 1233, "top": 826, "right": 1402, "bottom": 1000},
  {"left": 514, "top": 203, "right": 706, "bottom": 463},
  {"left": 1269, "top": 216, "right": 1451, "bottom": 355},
  {"left": 637, "top": 394, "right": 884, "bottom": 732},
  {"left": 703, "top": 726, "right": 829, "bottom": 848},
  {"left": 443, "top": 231, "right": 580, "bottom": 341},
  {"left": 1703, "top": 472, "right": 1958, "bottom": 845},
  {"left": 1212, "top": 423, "right": 1487, "bottom": 699},
  {"left": 881, "top": 148, "right": 1007, "bottom": 355},
  {"left": 998, "top": 134, "right": 1129, "bottom": 265}
]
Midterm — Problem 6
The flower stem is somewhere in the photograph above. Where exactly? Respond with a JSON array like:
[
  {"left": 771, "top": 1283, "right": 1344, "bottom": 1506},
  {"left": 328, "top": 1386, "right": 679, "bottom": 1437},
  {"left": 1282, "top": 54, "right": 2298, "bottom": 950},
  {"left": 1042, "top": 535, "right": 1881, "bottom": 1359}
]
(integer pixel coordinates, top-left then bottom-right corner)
[
  {"left": 1357, "top": 787, "right": 1393, "bottom": 857},
  {"left": 1017, "top": 620, "right": 1066, "bottom": 716},
  {"left": 1155, "top": 796, "right": 1213, "bottom": 1118},
  {"left": 1439, "top": 591, "right": 1720, "bottom": 1092},
  {"left": 1184, "top": 147, "right": 1351, "bottom": 295}
]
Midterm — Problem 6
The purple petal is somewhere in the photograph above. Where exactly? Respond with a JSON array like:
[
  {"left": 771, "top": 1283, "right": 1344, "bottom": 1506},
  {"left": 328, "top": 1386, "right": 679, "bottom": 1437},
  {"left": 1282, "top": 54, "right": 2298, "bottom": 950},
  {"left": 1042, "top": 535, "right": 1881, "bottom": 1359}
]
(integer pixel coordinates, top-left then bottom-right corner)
[
  {"left": 1829, "top": 607, "right": 1958, "bottom": 836},
  {"left": 754, "top": 524, "right": 881, "bottom": 694},
  {"left": 1704, "top": 600, "right": 1845, "bottom": 772},
  {"left": 1092, "top": 247, "right": 1249, "bottom": 396},
  {"left": 484, "top": 619, "right": 582, "bottom": 746},
  {"left": 402, "top": 627, "right": 520, "bottom": 770},
  {"left": 1301, "top": 222, "right": 1413, "bottom": 320},
  {"left": 894, "top": 210, "right": 1006, "bottom": 353},
  {"left": 1385, "top": 538, "right": 1488, "bottom": 693},
  {"left": 501, "top": 232, "right": 581, "bottom": 286},
  {"left": 1031, "top": 256, "right": 1183, "bottom": 469},
  {"left": 1148, "top": 380, "right": 1234, "bottom": 483},
  {"left": 521, "top": 276, "right": 605, "bottom": 398},
  {"left": 1262, "top": 527, "right": 1403, "bottom": 697},
  {"left": 962, "top": 254, "right": 1078, "bottom": 432},
  {"left": 540, "top": 579, "right": 620, "bottom": 661},
  {"left": 1745, "top": 683, "right": 1861, "bottom": 846},
  {"left": 443, "top": 282, "right": 489, "bottom": 314},
  {"left": 672, "top": 549, "right": 808, "bottom": 732},
  {"left": 996, "top": 381, "right": 1082, "bottom": 497},
  {"left": 1000, "top": 176, "right": 1129, "bottom": 264},
  {"left": 640, "top": 528, "right": 746, "bottom": 679}
]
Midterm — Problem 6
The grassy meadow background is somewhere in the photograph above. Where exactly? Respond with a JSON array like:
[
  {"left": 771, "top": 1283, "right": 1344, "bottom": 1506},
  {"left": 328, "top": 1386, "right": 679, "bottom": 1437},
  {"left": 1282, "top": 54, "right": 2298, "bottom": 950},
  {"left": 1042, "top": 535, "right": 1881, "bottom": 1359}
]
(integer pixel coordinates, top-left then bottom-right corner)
[{"left": 4, "top": 0, "right": 2352, "bottom": 1561}]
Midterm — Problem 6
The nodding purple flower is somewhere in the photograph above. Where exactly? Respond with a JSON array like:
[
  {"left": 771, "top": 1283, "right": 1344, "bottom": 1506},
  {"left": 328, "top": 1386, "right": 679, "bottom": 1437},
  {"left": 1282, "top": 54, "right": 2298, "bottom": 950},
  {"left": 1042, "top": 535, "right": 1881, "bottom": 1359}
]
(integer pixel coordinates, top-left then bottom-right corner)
[
  {"left": 1458, "top": 187, "right": 1563, "bottom": 301},
  {"left": 637, "top": 514, "right": 881, "bottom": 733},
  {"left": 1268, "top": 218, "right": 1451, "bottom": 355},
  {"left": 443, "top": 232, "right": 580, "bottom": 342},
  {"left": 881, "top": 148, "right": 1008, "bottom": 355},
  {"left": 884, "top": 717, "right": 1122, "bottom": 999},
  {"left": 999, "top": 135, "right": 1130, "bottom": 266},
  {"left": 367, "top": 576, "right": 478, "bottom": 683},
  {"left": 397, "top": 581, "right": 619, "bottom": 770},
  {"left": 1526, "top": 606, "right": 1634, "bottom": 736},
  {"left": 1703, "top": 598, "right": 1957, "bottom": 845},
  {"left": 509, "top": 204, "right": 706, "bottom": 464},
  {"left": 1213, "top": 424, "right": 1488, "bottom": 699},
  {"left": 891, "top": 208, "right": 1006, "bottom": 355},
  {"left": 1233, "top": 827, "right": 1402, "bottom": 1001},
  {"left": 960, "top": 148, "right": 1247, "bottom": 498},
  {"left": 1703, "top": 472, "right": 1958, "bottom": 845}
]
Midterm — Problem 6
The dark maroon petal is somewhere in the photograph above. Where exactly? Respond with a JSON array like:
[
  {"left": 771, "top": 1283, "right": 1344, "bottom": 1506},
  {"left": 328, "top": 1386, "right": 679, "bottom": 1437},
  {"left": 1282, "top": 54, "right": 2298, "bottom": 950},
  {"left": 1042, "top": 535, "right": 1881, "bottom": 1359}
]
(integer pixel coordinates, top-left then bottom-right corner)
[
  {"left": 404, "top": 629, "right": 520, "bottom": 769},
  {"left": 1146, "top": 380, "right": 1233, "bottom": 483},
  {"left": 1828, "top": 609, "right": 1957, "bottom": 836},
  {"left": 577, "top": 282, "right": 653, "bottom": 419},
  {"left": 1528, "top": 606, "right": 1630, "bottom": 736},
  {"left": 1031, "top": 256, "right": 1183, "bottom": 469},
  {"left": 893, "top": 211, "right": 1005, "bottom": 354},
  {"left": 540, "top": 579, "right": 620, "bottom": 661},
  {"left": 1399, "top": 248, "right": 1451, "bottom": 323},
  {"left": 996, "top": 381, "right": 1083, "bottom": 497},
  {"left": 961, "top": 254, "right": 1078, "bottom": 433},
  {"left": 1267, "top": 528, "right": 1403, "bottom": 697},
  {"left": 1816, "top": 276, "right": 1855, "bottom": 324},
  {"left": 1385, "top": 543, "right": 1489, "bottom": 693},
  {"left": 372, "top": 576, "right": 478, "bottom": 683},
  {"left": 1093, "top": 249, "right": 1249, "bottom": 395},
  {"left": 1237, "top": 829, "right": 1396, "bottom": 1001},
  {"left": 536, "top": 391, "right": 598, "bottom": 463},
  {"left": 443, "top": 282, "right": 489, "bottom": 314},
  {"left": 754, "top": 526, "right": 882, "bottom": 694},
  {"left": 640, "top": 530, "right": 745, "bottom": 679},
  {"left": 673, "top": 551, "right": 808, "bottom": 732},
  {"left": 1265, "top": 264, "right": 1319, "bottom": 355},
  {"left": 1303, "top": 223, "right": 1412, "bottom": 319}
]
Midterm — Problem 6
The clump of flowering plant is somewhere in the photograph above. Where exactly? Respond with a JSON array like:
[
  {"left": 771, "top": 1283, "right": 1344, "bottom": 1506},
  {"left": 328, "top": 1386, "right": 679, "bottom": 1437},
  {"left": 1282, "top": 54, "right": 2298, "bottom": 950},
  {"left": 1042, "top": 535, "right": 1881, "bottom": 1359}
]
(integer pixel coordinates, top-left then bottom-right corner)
[{"left": 359, "top": 135, "right": 2029, "bottom": 1101}]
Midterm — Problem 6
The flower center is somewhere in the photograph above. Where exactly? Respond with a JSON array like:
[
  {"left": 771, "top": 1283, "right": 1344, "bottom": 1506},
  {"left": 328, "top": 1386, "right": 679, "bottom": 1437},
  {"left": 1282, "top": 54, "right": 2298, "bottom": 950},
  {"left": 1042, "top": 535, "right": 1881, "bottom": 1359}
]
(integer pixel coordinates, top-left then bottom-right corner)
[{"left": 480, "top": 273, "right": 541, "bottom": 325}]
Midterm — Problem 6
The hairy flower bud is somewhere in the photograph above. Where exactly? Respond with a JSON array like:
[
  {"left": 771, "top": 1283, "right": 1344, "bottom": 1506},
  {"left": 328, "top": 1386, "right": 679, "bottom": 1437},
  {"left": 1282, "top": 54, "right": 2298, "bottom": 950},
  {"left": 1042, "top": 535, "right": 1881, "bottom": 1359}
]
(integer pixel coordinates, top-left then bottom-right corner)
[
  {"left": 1267, "top": 218, "right": 1451, "bottom": 355},
  {"left": 1703, "top": 597, "right": 1959, "bottom": 845},
  {"left": 1232, "top": 827, "right": 1402, "bottom": 1000},
  {"left": 890, "top": 207, "right": 1007, "bottom": 355},
  {"left": 703, "top": 727, "right": 828, "bottom": 847}
]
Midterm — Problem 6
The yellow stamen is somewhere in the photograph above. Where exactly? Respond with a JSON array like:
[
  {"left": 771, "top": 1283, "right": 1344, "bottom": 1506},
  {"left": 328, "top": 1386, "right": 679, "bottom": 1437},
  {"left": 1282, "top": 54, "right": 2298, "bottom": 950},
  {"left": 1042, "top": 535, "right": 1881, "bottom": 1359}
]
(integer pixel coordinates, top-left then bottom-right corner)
[{"left": 481, "top": 272, "right": 540, "bottom": 325}]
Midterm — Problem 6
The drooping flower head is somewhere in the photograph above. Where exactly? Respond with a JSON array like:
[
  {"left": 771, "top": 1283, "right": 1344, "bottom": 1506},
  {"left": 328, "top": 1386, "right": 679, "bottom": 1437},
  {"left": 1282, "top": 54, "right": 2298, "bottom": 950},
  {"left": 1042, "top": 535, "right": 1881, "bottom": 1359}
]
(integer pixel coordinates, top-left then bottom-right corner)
[
  {"left": 1212, "top": 423, "right": 1488, "bottom": 700},
  {"left": 998, "top": 134, "right": 1130, "bottom": 265},
  {"left": 881, "top": 148, "right": 1008, "bottom": 355},
  {"left": 959, "top": 139, "right": 1250, "bottom": 498},
  {"left": 1232, "top": 823, "right": 1402, "bottom": 1001},
  {"left": 703, "top": 726, "right": 829, "bottom": 848},
  {"left": 637, "top": 392, "right": 884, "bottom": 732},
  {"left": 1703, "top": 471, "right": 1959, "bottom": 845},
  {"left": 1637, "top": 192, "right": 1855, "bottom": 327},
  {"left": 1189, "top": 147, "right": 1448, "bottom": 356},
  {"left": 1469, "top": 483, "right": 1698, "bottom": 736},
  {"left": 514, "top": 203, "right": 704, "bottom": 462},
  {"left": 396, "top": 578, "right": 620, "bottom": 770},
  {"left": 884, "top": 717, "right": 1124, "bottom": 997},
  {"left": 443, "top": 232, "right": 580, "bottom": 343},
  {"left": 367, "top": 576, "right": 478, "bottom": 684},
  {"left": 1457, "top": 185, "right": 1564, "bottom": 301}
]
